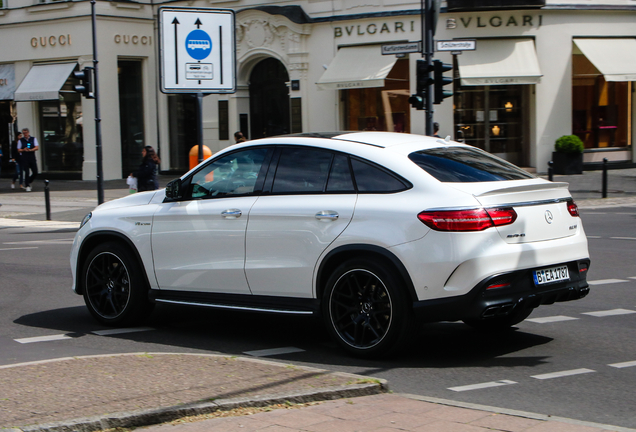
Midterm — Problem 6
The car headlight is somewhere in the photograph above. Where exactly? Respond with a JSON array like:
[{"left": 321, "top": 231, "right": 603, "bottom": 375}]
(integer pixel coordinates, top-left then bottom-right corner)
[{"left": 79, "top": 212, "right": 92, "bottom": 230}]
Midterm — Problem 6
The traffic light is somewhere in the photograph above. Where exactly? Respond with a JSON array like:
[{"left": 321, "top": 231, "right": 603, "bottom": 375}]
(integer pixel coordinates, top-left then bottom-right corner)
[
  {"left": 73, "top": 67, "right": 94, "bottom": 99},
  {"left": 433, "top": 60, "right": 453, "bottom": 104},
  {"left": 408, "top": 94, "right": 424, "bottom": 110},
  {"left": 410, "top": 59, "right": 434, "bottom": 110},
  {"left": 415, "top": 59, "right": 434, "bottom": 95}
]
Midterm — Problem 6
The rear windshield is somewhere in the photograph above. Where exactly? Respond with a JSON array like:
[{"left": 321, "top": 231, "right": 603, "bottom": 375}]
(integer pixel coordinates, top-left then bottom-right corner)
[{"left": 408, "top": 147, "right": 535, "bottom": 182}]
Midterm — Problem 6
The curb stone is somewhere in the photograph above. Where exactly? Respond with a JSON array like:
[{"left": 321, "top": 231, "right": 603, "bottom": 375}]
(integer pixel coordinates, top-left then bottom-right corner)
[
  {"left": 14, "top": 384, "right": 386, "bottom": 432},
  {"left": 1, "top": 353, "right": 388, "bottom": 432}
]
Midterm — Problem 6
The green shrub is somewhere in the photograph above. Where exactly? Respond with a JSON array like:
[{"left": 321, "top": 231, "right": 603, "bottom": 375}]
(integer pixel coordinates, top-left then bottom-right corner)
[{"left": 555, "top": 135, "right": 584, "bottom": 154}]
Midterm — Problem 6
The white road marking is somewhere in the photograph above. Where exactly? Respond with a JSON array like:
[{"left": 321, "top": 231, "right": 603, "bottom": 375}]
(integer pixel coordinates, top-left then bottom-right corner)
[
  {"left": 243, "top": 347, "right": 305, "bottom": 357},
  {"left": 531, "top": 368, "right": 595, "bottom": 380},
  {"left": 610, "top": 237, "right": 636, "bottom": 241},
  {"left": 0, "top": 247, "right": 39, "bottom": 251},
  {"left": 448, "top": 380, "right": 516, "bottom": 392},
  {"left": 586, "top": 236, "right": 602, "bottom": 239},
  {"left": 92, "top": 327, "right": 155, "bottom": 336},
  {"left": 582, "top": 309, "right": 636, "bottom": 317},
  {"left": 3, "top": 239, "right": 74, "bottom": 245},
  {"left": 526, "top": 316, "right": 579, "bottom": 324},
  {"left": 628, "top": 277, "right": 636, "bottom": 280},
  {"left": 608, "top": 360, "right": 636, "bottom": 369},
  {"left": 15, "top": 334, "right": 72, "bottom": 344},
  {"left": 587, "top": 279, "right": 629, "bottom": 285}
]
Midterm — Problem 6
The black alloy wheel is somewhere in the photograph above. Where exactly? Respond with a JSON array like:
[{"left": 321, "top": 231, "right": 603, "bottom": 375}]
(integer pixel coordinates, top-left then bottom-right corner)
[
  {"left": 323, "top": 259, "right": 412, "bottom": 357},
  {"left": 83, "top": 242, "right": 152, "bottom": 326}
]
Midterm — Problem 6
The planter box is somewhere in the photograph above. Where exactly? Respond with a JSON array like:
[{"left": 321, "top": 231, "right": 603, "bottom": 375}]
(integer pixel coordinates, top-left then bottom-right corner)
[{"left": 552, "top": 152, "right": 583, "bottom": 175}]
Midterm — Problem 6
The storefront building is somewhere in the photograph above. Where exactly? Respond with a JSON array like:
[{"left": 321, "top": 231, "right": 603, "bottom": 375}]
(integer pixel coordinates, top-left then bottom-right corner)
[{"left": 1, "top": 0, "right": 634, "bottom": 180}]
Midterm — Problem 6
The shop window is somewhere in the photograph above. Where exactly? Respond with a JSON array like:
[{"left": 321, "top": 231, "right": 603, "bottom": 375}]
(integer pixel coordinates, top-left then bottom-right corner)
[
  {"left": 453, "top": 76, "right": 528, "bottom": 166},
  {"left": 38, "top": 83, "right": 83, "bottom": 174},
  {"left": 572, "top": 54, "right": 631, "bottom": 149},
  {"left": 118, "top": 59, "right": 145, "bottom": 177},
  {"left": 343, "top": 58, "right": 410, "bottom": 133}
]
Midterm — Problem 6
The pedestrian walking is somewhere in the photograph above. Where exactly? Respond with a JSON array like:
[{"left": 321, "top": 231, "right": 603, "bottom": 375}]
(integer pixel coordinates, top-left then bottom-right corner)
[
  {"left": 18, "top": 128, "right": 38, "bottom": 192},
  {"left": 10, "top": 131, "right": 24, "bottom": 189},
  {"left": 130, "top": 145, "right": 160, "bottom": 192}
]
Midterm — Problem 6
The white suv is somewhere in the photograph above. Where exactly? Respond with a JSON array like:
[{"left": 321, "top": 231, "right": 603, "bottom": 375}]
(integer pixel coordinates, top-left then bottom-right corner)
[{"left": 70, "top": 132, "right": 590, "bottom": 357}]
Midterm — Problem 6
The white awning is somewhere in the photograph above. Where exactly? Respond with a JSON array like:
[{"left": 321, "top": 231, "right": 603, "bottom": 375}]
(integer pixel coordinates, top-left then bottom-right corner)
[
  {"left": 14, "top": 63, "right": 77, "bottom": 101},
  {"left": 573, "top": 39, "right": 636, "bottom": 82},
  {"left": 457, "top": 39, "right": 542, "bottom": 86},
  {"left": 317, "top": 45, "right": 398, "bottom": 90}
]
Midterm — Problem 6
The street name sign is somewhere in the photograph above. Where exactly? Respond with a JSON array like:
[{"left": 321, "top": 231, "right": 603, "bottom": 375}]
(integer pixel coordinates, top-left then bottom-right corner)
[
  {"left": 159, "top": 7, "right": 236, "bottom": 93},
  {"left": 381, "top": 42, "right": 422, "bottom": 55},
  {"left": 436, "top": 39, "right": 477, "bottom": 52}
]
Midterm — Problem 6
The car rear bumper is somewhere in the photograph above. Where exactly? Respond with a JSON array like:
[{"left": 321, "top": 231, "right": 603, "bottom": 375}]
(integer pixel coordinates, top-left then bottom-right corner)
[{"left": 412, "top": 258, "right": 590, "bottom": 323}]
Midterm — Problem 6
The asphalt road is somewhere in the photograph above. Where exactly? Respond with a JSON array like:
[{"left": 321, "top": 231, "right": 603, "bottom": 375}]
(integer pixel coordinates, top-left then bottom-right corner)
[{"left": 0, "top": 207, "right": 635, "bottom": 428}]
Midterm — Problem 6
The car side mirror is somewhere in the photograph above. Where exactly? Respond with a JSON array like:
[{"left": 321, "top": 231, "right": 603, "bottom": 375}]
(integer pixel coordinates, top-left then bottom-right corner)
[{"left": 165, "top": 178, "right": 182, "bottom": 200}]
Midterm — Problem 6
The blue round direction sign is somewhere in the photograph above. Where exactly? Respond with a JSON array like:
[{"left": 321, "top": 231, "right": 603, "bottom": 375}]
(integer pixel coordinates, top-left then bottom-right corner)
[{"left": 185, "top": 29, "right": 212, "bottom": 60}]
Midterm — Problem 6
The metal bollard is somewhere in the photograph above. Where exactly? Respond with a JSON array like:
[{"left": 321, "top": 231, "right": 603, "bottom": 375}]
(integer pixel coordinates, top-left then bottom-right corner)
[
  {"left": 547, "top": 160, "right": 553, "bottom": 182},
  {"left": 602, "top": 158, "right": 608, "bottom": 199},
  {"left": 44, "top": 179, "right": 51, "bottom": 221}
]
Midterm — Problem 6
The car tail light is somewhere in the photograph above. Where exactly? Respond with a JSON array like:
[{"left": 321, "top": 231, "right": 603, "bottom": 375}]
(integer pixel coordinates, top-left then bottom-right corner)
[
  {"left": 567, "top": 199, "right": 579, "bottom": 217},
  {"left": 417, "top": 207, "right": 517, "bottom": 232},
  {"left": 486, "top": 207, "right": 518, "bottom": 227}
]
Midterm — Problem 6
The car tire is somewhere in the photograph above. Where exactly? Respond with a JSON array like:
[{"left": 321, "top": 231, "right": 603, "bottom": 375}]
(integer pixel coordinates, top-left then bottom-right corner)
[
  {"left": 82, "top": 241, "right": 153, "bottom": 326},
  {"left": 463, "top": 306, "right": 533, "bottom": 332},
  {"left": 322, "top": 258, "right": 413, "bottom": 358}
]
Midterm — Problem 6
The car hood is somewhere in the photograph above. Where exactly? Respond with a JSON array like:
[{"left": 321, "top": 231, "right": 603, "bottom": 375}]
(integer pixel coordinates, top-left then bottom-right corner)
[{"left": 95, "top": 190, "right": 158, "bottom": 212}]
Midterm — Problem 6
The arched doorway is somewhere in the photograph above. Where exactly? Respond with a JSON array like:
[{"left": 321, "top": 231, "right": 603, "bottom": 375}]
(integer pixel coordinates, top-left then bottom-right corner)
[{"left": 249, "top": 58, "right": 290, "bottom": 138}]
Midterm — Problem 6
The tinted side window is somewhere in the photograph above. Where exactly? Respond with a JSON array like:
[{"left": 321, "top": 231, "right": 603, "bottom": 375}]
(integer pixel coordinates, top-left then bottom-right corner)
[
  {"left": 326, "top": 154, "right": 355, "bottom": 193},
  {"left": 351, "top": 159, "right": 409, "bottom": 193},
  {"left": 190, "top": 148, "right": 269, "bottom": 198},
  {"left": 272, "top": 147, "right": 334, "bottom": 194},
  {"left": 408, "top": 147, "right": 535, "bottom": 182}
]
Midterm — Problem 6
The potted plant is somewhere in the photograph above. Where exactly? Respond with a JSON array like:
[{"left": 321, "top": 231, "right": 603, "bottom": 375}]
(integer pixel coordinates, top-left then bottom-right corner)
[{"left": 552, "top": 135, "right": 584, "bottom": 175}]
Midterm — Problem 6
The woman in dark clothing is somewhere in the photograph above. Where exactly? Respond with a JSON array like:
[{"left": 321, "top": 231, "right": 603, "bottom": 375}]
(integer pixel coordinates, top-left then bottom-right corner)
[
  {"left": 10, "top": 132, "right": 24, "bottom": 189},
  {"left": 131, "top": 145, "right": 160, "bottom": 192}
]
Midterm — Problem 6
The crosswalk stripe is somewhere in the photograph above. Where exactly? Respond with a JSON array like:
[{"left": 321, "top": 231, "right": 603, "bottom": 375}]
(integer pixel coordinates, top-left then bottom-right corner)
[
  {"left": 244, "top": 347, "right": 305, "bottom": 357},
  {"left": 92, "top": 327, "right": 155, "bottom": 336},
  {"left": 526, "top": 316, "right": 578, "bottom": 324},
  {"left": 531, "top": 368, "right": 595, "bottom": 380},
  {"left": 581, "top": 309, "right": 636, "bottom": 317},
  {"left": 448, "top": 380, "right": 516, "bottom": 392},
  {"left": 587, "top": 279, "right": 629, "bottom": 285},
  {"left": 15, "top": 334, "right": 72, "bottom": 344}
]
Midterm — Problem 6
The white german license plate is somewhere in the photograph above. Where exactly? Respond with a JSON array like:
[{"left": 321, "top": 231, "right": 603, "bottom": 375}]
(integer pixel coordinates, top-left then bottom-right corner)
[{"left": 533, "top": 265, "right": 570, "bottom": 285}]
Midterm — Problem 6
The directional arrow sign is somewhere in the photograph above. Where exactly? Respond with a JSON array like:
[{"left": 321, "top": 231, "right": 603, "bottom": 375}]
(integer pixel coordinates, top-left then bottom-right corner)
[{"left": 159, "top": 7, "right": 236, "bottom": 93}]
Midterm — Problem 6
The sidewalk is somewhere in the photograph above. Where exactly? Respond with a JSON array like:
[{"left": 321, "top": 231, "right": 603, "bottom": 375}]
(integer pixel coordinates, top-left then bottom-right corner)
[{"left": 0, "top": 353, "right": 631, "bottom": 432}]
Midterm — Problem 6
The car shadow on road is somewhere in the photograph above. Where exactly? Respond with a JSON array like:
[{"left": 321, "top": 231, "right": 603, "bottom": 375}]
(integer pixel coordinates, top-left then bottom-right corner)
[{"left": 14, "top": 303, "right": 553, "bottom": 371}]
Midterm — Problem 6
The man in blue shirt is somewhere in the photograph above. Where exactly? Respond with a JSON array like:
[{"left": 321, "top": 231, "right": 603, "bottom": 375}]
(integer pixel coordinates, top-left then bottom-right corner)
[{"left": 18, "top": 128, "right": 39, "bottom": 192}]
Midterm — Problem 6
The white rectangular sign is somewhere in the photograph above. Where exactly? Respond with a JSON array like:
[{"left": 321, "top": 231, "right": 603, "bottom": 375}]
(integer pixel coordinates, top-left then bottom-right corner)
[
  {"left": 381, "top": 42, "right": 422, "bottom": 55},
  {"left": 159, "top": 7, "right": 236, "bottom": 93},
  {"left": 436, "top": 40, "right": 476, "bottom": 52}
]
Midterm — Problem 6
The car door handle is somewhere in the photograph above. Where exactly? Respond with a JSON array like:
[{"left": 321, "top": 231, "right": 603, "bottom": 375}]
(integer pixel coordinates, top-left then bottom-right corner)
[
  {"left": 315, "top": 211, "right": 339, "bottom": 221},
  {"left": 221, "top": 209, "right": 242, "bottom": 219}
]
